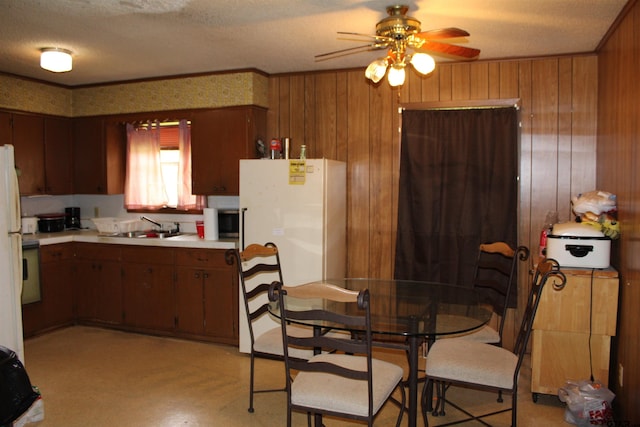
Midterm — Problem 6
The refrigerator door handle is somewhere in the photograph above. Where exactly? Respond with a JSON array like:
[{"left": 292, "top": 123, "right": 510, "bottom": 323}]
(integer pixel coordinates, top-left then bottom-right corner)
[
  {"left": 241, "top": 207, "right": 247, "bottom": 250},
  {"left": 6, "top": 147, "right": 22, "bottom": 233}
]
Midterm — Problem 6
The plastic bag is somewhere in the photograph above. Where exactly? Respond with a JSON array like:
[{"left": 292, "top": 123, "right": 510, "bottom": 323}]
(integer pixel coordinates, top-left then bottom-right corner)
[{"left": 558, "top": 380, "right": 615, "bottom": 426}]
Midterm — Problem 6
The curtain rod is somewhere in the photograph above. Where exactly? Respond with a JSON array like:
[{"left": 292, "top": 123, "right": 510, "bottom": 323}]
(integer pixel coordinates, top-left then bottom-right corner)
[
  {"left": 126, "top": 119, "right": 191, "bottom": 127},
  {"left": 400, "top": 98, "right": 521, "bottom": 111}
]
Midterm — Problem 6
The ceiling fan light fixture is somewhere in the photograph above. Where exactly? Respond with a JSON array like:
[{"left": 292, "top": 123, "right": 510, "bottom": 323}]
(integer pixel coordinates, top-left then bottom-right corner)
[
  {"left": 410, "top": 53, "right": 435, "bottom": 75},
  {"left": 387, "top": 64, "right": 406, "bottom": 87},
  {"left": 40, "top": 48, "right": 72, "bottom": 73},
  {"left": 365, "top": 58, "right": 389, "bottom": 83}
]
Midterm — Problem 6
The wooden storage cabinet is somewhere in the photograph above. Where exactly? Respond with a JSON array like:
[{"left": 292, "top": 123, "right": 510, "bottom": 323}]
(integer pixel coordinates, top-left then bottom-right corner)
[
  {"left": 11, "top": 113, "right": 45, "bottom": 195},
  {"left": 40, "top": 244, "right": 75, "bottom": 329},
  {"left": 9, "top": 113, "right": 73, "bottom": 195},
  {"left": 121, "top": 246, "right": 175, "bottom": 331},
  {"left": 72, "top": 117, "right": 126, "bottom": 194},
  {"left": 175, "top": 248, "right": 239, "bottom": 344},
  {"left": 531, "top": 268, "right": 619, "bottom": 397},
  {"left": 43, "top": 117, "right": 73, "bottom": 194},
  {"left": 191, "top": 106, "right": 266, "bottom": 195},
  {"left": 74, "top": 243, "right": 123, "bottom": 324}
]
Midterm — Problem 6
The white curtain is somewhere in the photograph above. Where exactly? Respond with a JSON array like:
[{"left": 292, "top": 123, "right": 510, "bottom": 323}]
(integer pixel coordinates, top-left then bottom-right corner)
[
  {"left": 176, "top": 119, "right": 205, "bottom": 210},
  {"left": 124, "top": 121, "right": 168, "bottom": 209}
]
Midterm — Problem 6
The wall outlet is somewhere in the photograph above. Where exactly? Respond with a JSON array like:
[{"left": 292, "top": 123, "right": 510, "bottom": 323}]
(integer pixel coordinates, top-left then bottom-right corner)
[{"left": 618, "top": 363, "right": 624, "bottom": 387}]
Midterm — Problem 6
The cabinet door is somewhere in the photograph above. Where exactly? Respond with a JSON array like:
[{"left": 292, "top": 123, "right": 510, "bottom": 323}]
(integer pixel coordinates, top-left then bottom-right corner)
[
  {"left": 175, "top": 266, "right": 205, "bottom": 335},
  {"left": 73, "top": 117, "right": 105, "bottom": 194},
  {"left": 74, "top": 243, "right": 122, "bottom": 324},
  {"left": 74, "top": 259, "right": 122, "bottom": 324},
  {"left": 74, "top": 259, "right": 100, "bottom": 320},
  {"left": 122, "top": 262, "right": 175, "bottom": 330},
  {"left": 0, "top": 111, "right": 11, "bottom": 144},
  {"left": 12, "top": 114, "right": 45, "bottom": 195},
  {"left": 203, "top": 266, "right": 238, "bottom": 343},
  {"left": 191, "top": 107, "right": 266, "bottom": 195},
  {"left": 44, "top": 117, "right": 73, "bottom": 194},
  {"left": 41, "top": 244, "right": 74, "bottom": 328},
  {"left": 121, "top": 246, "right": 175, "bottom": 331}
]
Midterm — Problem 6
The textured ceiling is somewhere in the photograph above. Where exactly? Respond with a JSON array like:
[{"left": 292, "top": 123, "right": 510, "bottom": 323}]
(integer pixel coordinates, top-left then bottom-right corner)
[{"left": 0, "top": 0, "right": 628, "bottom": 87}]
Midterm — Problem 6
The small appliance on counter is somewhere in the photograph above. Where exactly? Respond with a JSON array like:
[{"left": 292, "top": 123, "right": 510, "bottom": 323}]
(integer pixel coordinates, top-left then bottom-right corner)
[
  {"left": 20, "top": 217, "right": 37, "bottom": 234},
  {"left": 546, "top": 222, "right": 611, "bottom": 268},
  {"left": 36, "top": 213, "right": 66, "bottom": 233},
  {"left": 65, "top": 207, "right": 81, "bottom": 229}
]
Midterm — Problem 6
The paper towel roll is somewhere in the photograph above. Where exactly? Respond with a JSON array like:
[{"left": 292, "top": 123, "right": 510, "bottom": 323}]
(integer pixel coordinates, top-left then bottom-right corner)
[{"left": 203, "top": 208, "right": 219, "bottom": 240}]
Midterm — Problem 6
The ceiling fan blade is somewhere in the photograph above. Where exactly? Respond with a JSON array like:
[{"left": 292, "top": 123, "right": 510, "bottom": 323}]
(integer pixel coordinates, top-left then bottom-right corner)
[
  {"left": 315, "top": 43, "right": 381, "bottom": 59},
  {"left": 417, "top": 40, "right": 480, "bottom": 59},
  {"left": 337, "top": 31, "right": 392, "bottom": 42},
  {"left": 415, "top": 27, "right": 470, "bottom": 40}
]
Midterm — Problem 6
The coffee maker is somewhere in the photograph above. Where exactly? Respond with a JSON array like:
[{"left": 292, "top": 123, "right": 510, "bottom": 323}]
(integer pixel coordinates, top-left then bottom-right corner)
[{"left": 65, "top": 207, "right": 81, "bottom": 229}]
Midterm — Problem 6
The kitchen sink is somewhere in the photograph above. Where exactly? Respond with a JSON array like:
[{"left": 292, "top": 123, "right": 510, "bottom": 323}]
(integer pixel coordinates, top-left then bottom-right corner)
[{"left": 109, "top": 230, "right": 183, "bottom": 239}]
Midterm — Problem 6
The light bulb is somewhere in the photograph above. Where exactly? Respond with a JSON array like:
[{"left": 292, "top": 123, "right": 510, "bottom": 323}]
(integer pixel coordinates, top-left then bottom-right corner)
[
  {"left": 410, "top": 53, "right": 435, "bottom": 75},
  {"left": 365, "top": 58, "right": 388, "bottom": 83},
  {"left": 387, "top": 65, "right": 406, "bottom": 87},
  {"left": 40, "top": 48, "right": 73, "bottom": 73}
]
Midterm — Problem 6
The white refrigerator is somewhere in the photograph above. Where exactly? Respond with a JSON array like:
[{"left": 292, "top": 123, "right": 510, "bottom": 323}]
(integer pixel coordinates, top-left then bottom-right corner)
[
  {"left": 238, "top": 158, "right": 346, "bottom": 353},
  {"left": 0, "top": 145, "right": 24, "bottom": 362}
]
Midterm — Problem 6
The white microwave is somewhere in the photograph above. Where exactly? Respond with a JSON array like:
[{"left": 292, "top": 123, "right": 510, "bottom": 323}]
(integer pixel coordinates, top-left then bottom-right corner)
[{"left": 217, "top": 209, "right": 239, "bottom": 239}]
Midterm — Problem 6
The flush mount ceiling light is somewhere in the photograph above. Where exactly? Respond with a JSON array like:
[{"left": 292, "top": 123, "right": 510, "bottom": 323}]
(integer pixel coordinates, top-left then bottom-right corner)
[
  {"left": 40, "top": 48, "right": 73, "bottom": 73},
  {"left": 316, "top": 5, "right": 480, "bottom": 88}
]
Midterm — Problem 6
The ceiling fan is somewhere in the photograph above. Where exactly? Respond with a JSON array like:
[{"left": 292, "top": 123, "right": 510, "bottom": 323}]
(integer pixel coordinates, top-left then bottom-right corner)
[{"left": 316, "top": 5, "right": 480, "bottom": 86}]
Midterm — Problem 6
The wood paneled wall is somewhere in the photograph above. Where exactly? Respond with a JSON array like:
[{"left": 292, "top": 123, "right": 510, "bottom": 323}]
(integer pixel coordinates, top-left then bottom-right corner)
[
  {"left": 597, "top": 0, "right": 640, "bottom": 422},
  {"left": 267, "top": 54, "right": 598, "bottom": 346}
]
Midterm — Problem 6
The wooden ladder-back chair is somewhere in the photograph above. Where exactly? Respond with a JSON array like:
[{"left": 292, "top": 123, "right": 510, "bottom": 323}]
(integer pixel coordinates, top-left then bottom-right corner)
[
  {"left": 226, "top": 242, "right": 317, "bottom": 413},
  {"left": 423, "top": 258, "right": 566, "bottom": 427},
  {"left": 269, "top": 281, "right": 406, "bottom": 427}
]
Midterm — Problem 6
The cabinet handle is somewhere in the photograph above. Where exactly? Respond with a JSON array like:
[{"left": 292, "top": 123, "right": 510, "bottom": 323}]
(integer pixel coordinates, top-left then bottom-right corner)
[
  {"left": 203, "top": 273, "right": 209, "bottom": 279},
  {"left": 194, "top": 272, "right": 201, "bottom": 279}
]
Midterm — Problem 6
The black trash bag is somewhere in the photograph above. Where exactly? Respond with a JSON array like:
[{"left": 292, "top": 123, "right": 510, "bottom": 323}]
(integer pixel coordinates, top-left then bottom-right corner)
[{"left": 0, "top": 346, "right": 40, "bottom": 426}]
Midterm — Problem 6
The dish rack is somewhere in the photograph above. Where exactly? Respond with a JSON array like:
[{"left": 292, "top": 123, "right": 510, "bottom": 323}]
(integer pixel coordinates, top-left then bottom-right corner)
[{"left": 91, "top": 218, "right": 144, "bottom": 235}]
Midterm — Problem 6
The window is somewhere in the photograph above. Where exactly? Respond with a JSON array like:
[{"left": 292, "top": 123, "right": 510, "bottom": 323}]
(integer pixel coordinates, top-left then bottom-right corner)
[{"left": 124, "top": 120, "right": 205, "bottom": 212}]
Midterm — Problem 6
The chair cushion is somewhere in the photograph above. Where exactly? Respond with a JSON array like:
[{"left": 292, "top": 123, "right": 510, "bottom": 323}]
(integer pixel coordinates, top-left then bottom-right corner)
[
  {"left": 445, "top": 324, "right": 500, "bottom": 344},
  {"left": 425, "top": 339, "right": 518, "bottom": 390},
  {"left": 291, "top": 353, "right": 404, "bottom": 417}
]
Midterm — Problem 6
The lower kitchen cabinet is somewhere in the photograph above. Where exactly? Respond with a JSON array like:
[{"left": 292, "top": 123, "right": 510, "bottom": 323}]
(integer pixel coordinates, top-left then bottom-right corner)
[
  {"left": 175, "top": 248, "right": 238, "bottom": 345},
  {"left": 531, "top": 267, "right": 619, "bottom": 399},
  {"left": 41, "top": 244, "right": 74, "bottom": 328},
  {"left": 122, "top": 246, "right": 175, "bottom": 331},
  {"left": 28, "top": 241, "right": 238, "bottom": 345},
  {"left": 74, "top": 243, "right": 123, "bottom": 325}
]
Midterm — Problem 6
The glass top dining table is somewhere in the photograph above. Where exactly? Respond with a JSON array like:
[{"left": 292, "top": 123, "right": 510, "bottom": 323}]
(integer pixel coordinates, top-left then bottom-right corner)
[{"left": 268, "top": 278, "right": 493, "bottom": 427}]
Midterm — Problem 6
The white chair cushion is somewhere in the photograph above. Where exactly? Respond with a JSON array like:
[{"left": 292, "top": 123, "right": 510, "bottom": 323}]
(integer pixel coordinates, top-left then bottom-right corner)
[
  {"left": 291, "top": 353, "right": 404, "bottom": 417},
  {"left": 445, "top": 324, "right": 500, "bottom": 344},
  {"left": 426, "top": 339, "right": 518, "bottom": 390}
]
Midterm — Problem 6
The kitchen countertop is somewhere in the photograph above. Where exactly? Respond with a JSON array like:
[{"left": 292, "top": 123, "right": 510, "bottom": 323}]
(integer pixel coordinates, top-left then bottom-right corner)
[{"left": 22, "top": 230, "right": 238, "bottom": 250}]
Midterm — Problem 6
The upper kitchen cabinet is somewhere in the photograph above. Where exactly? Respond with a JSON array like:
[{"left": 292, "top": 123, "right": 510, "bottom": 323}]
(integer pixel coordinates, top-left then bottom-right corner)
[
  {"left": 12, "top": 113, "right": 45, "bottom": 195},
  {"left": 72, "top": 117, "right": 126, "bottom": 194},
  {"left": 44, "top": 117, "right": 73, "bottom": 194},
  {"left": 0, "top": 112, "right": 10, "bottom": 144},
  {"left": 11, "top": 113, "right": 73, "bottom": 195},
  {"left": 191, "top": 106, "right": 266, "bottom": 195}
]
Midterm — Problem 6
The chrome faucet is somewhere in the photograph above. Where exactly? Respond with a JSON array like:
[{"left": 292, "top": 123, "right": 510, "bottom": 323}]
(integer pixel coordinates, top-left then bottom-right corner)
[
  {"left": 141, "top": 216, "right": 162, "bottom": 230},
  {"left": 140, "top": 216, "right": 180, "bottom": 234}
]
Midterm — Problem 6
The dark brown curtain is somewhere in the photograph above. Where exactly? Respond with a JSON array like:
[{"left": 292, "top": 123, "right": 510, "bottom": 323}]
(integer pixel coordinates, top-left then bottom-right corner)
[{"left": 394, "top": 107, "right": 518, "bottom": 302}]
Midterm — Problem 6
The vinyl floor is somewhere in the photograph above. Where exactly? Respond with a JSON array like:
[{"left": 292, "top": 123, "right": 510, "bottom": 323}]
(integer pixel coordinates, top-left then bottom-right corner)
[{"left": 21, "top": 326, "right": 568, "bottom": 426}]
